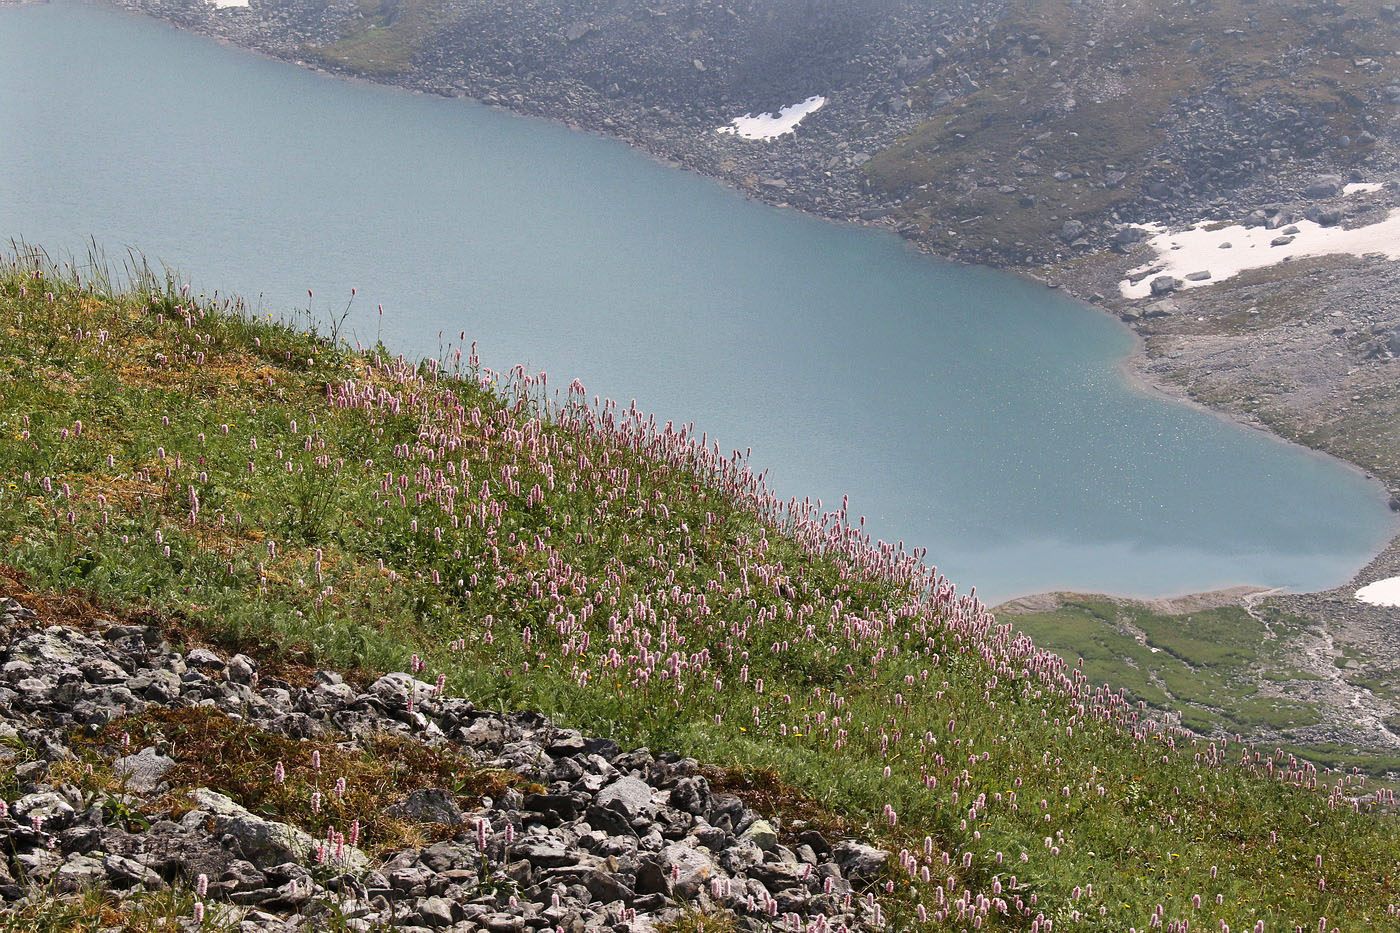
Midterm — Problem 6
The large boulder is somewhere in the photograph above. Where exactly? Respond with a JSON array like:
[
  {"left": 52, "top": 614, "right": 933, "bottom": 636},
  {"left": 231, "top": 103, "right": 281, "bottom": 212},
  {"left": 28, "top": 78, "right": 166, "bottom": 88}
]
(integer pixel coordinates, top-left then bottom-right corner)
[
  {"left": 11, "top": 791, "right": 76, "bottom": 831},
  {"left": 184, "top": 788, "right": 368, "bottom": 872},
  {"left": 833, "top": 840, "right": 890, "bottom": 880},
  {"left": 1304, "top": 174, "right": 1343, "bottom": 199},
  {"left": 385, "top": 788, "right": 463, "bottom": 826},
  {"left": 1150, "top": 275, "right": 1182, "bottom": 297},
  {"left": 112, "top": 746, "right": 176, "bottom": 795},
  {"left": 595, "top": 776, "right": 656, "bottom": 822}
]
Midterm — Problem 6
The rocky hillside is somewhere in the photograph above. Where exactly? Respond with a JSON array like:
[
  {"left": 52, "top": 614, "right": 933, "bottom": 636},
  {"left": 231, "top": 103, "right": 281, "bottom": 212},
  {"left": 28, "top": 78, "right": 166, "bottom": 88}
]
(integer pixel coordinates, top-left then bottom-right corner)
[
  {"left": 117, "top": 0, "right": 1399, "bottom": 266},
  {"left": 0, "top": 598, "right": 890, "bottom": 931}
]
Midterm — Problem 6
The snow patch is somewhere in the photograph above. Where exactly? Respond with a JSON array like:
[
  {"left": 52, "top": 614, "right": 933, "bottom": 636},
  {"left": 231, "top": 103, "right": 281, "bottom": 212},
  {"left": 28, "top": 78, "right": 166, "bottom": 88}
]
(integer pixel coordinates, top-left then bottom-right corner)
[
  {"left": 212, "top": 0, "right": 249, "bottom": 8},
  {"left": 717, "top": 96, "right": 827, "bottom": 140},
  {"left": 1343, "top": 182, "right": 1385, "bottom": 196},
  {"left": 1118, "top": 210, "right": 1400, "bottom": 299},
  {"left": 1356, "top": 576, "right": 1400, "bottom": 607}
]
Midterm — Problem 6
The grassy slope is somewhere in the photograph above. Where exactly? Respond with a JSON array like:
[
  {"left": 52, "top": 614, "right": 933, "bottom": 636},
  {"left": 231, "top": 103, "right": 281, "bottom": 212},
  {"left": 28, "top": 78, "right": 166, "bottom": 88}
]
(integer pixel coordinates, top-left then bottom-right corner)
[
  {"left": 1007, "top": 597, "right": 1400, "bottom": 774},
  {"left": 0, "top": 250, "right": 1397, "bottom": 929},
  {"left": 302, "top": 0, "right": 443, "bottom": 77}
]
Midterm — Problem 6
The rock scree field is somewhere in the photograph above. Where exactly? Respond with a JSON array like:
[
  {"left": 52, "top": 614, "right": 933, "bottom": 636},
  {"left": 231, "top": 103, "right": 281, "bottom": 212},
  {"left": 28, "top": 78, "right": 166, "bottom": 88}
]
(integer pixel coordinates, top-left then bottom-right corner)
[{"left": 1, "top": 250, "right": 1399, "bottom": 929}]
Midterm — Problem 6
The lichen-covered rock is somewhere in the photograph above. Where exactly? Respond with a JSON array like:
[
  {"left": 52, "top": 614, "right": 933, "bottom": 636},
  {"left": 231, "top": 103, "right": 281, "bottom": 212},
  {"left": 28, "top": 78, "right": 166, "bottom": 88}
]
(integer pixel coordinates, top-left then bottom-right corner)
[{"left": 112, "top": 746, "right": 176, "bottom": 795}]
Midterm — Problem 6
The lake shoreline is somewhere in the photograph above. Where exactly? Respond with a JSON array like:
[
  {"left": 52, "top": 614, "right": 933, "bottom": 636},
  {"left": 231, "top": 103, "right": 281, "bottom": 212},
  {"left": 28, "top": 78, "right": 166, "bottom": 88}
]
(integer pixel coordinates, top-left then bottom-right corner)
[{"left": 92, "top": 0, "right": 1400, "bottom": 572}]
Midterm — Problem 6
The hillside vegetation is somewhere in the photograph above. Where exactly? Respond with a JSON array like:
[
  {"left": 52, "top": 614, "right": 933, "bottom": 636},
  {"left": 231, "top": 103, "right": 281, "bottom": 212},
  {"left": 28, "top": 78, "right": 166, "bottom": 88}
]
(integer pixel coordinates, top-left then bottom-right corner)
[{"left": 1, "top": 247, "right": 1398, "bottom": 930}]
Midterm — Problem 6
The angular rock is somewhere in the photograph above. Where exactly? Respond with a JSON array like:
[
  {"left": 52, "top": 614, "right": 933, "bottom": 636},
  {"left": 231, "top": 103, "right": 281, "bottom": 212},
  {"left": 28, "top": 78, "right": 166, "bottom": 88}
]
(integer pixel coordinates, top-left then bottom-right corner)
[
  {"left": 1304, "top": 174, "right": 1343, "bottom": 199},
  {"left": 185, "top": 788, "right": 367, "bottom": 871},
  {"left": 668, "top": 776, "right": 712, "bottom": 816},
  {"left": 112, "top": 746, "right": 177, "bottom": 795},
  {"left": 1059, "top": 219, "right": 1085, "bottom": 242},
  {"left": 1149, "top": 275, "right": 1181, "bottom": 297},
  {"left": 103, "top": 853, "right": 164, "bottom": 888},
  {"left": 226, "top": 654, "right": 257, "bottom": 684},
  {"left": 55, "top": 853, "right": 108, "bottom": 892},
  {"left": 12, "top": 790, "right": 76, "bottom": 831},
  {"left": 418, "top": 895, "right": 461, "bottom": 928},
  {"left": 661, "top": 842, "right": 717, "bottom": 898},
  {"left": 595, "top": 776, "right": 656, "bottom": 821},
  {"left": 385, "top": 788, "right": 463, "bottom": 826},
  {"left": 185, "top": 648, "right": 225, "bottom": 670},
  {"left": 740, "top": 819, "right": 778, "bottom": 852},
  {"left": 833, "top": 840, "right": 890, "bottom": 880}
]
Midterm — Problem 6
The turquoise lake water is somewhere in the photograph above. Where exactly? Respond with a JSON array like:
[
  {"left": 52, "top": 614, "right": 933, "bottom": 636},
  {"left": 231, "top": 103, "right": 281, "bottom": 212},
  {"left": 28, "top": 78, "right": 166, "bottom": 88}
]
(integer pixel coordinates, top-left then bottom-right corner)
[{"left": 2, "top": 1, "right": 1394, "bottom": 602}]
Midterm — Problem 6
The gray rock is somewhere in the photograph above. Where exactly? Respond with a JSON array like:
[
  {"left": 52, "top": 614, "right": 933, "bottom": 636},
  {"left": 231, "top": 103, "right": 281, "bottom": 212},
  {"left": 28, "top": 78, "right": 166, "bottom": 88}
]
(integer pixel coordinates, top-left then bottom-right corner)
[
  {"left": 12, "top": 790, "right": 76, "bottom": 831},
  {"left": 668, "top": 776, "right": 711, "bottom": 816},
  {"left": 385, "top": 788, "right": 462, "bottom": 826},
  {"left": 55, "top": 853, "right": 108, "bottom": 892},
  {"left": 103, "top": 853, "right": 164, "bottom": 888},
  {"left": 1111, "top": 226, "right": 1149, "bottom": 252},
  {"left": 226, "top": 654, "right": 257, "bottom": 684},
  {"left": 1150, "top": 275, "right": 1181, "bottom": 297},
  {"left": 418, "top": 895, "right": 460, "bottom": 928},
  {"left": 660, "top": 842, "right": 717, "bottom": 898},
  {"left": 515, "top": 840, "right": 576, "bottom": 868},
  {"left": 546, "top": 729, "right": 587, "bottom": 755},
  {"left": 456, "top": 715, "right": 511, "bottom": 750},
  {"left": 545, "top": 866, "right": 633, "bottom": 903},
  {"left": 81, "top": 656, "right": 129, "bottom": 684},
  {"left": 185, "top": 648, "right": 225, "bottom": 670},
  {"left": 419, "top": 840, "right": 475, "bottom": 873},
  {"left": 740, "top": 818, "right": 778, "bottom": 851},
  {"left": 1304, "top": 174, "right": 1343, "bottom": 198},
  {"left": 595, "top": 776, "right": 656, "bottom": 821},
  {"left": 1184, "top": 270, "right": 1212, "bottom": 281},
  {"left": 112, "top": 746, "right": 177, "bottom": 795},
  {"left": 368, "top": 672, "right": 437, "bottom": 711},
  {"left": 130, "top": 668, "right": 182, "bottom": 701},
  {"left": 185, "top": 788, "right": 368, "bottom": 871},
  {"left": 1271, "top": 235, "right": 1295, "bottom": 247},
  {"left": 1059, "top": 219, "right": 1085, "bottom": 242},
  {"left": 833, "top": 840, "right": 890, "bottom": 880}
]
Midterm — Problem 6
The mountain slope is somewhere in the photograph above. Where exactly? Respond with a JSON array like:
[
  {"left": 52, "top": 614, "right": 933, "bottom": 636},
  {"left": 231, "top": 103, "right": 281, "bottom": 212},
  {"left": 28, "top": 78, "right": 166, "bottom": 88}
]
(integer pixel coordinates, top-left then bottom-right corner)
[{"left": 1, "top": 248, "right": 1398, "bottom": 928}]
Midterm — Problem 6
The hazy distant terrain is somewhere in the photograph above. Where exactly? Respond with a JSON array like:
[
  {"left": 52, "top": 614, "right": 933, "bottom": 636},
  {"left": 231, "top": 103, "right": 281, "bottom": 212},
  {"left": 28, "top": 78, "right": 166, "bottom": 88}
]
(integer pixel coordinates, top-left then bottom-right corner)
[{"left": 129, "top": 0, "right": 1400, "bottom": 261}]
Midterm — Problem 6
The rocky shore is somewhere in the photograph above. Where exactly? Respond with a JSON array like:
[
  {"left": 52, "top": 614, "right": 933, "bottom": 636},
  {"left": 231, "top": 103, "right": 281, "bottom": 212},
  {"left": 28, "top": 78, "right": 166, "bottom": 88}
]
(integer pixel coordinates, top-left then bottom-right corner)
[{"left": 0, "top": 596, "right": 892, "bottom": 931}]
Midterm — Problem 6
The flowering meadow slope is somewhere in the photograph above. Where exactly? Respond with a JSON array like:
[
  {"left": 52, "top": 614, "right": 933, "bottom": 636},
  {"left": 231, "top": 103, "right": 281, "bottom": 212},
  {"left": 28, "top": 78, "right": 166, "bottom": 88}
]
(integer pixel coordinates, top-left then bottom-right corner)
[{"left": 0, "top": 249, "right": 1397, "bottom": 931}]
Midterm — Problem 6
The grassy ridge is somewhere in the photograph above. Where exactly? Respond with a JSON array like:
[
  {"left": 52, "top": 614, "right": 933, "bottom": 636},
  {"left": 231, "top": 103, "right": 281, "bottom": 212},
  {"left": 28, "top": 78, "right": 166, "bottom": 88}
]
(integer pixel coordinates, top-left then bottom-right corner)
[{"left": 1, "top": 248, "right": 1398, "bottom": 929}]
